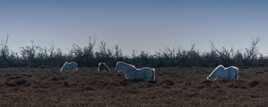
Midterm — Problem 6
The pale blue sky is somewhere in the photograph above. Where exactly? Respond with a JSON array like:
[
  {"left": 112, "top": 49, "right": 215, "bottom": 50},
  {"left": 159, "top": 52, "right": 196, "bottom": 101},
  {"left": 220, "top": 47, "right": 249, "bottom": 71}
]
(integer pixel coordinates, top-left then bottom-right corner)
[{"left": 1, "top": 0, "right": 268, "bottom": 55}]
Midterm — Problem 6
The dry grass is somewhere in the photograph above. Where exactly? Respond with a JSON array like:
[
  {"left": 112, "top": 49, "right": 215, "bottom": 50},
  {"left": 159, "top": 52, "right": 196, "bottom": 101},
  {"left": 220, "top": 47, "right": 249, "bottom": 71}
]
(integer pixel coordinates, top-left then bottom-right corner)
[{"left": 0, "top": 67, "right": 267, "bottom": 107}]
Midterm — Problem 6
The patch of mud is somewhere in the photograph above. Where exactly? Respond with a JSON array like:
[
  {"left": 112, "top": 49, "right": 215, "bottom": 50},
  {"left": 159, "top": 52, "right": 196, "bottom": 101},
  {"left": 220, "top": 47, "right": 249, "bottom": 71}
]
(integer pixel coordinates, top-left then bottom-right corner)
[
  {"left": 248, "top": 80, "right": 259, "bottom": 88},
  {"left": 5, "top": 77, "right": 31, "bottom": 87},
  {"left": 160, "top": 80, "right": 175, "bottom": 88},
  {"left": 197, "top": 80, "right": 212, "bottom": 89},
  {"left": 161, "top": 80, "right": 175, "bottom": 86},
  {"left": 49, "top": 76, "right": 66, "bottom": 81}
]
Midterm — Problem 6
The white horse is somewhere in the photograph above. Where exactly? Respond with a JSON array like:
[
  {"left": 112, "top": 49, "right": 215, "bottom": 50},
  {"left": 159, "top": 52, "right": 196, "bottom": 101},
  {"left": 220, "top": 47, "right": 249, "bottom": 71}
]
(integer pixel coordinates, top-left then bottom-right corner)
[
  {"left": 60, "top": 61, "right": 79, "bottom": 72},
  {"left": 207, "top": 65, "right": 239, "bottom": 81},
  {"left": 114, "top": 61, "right": 156, "bottom": 82},
  {"left": 98, "top": 62, "right": 111, "bottom": 72}
]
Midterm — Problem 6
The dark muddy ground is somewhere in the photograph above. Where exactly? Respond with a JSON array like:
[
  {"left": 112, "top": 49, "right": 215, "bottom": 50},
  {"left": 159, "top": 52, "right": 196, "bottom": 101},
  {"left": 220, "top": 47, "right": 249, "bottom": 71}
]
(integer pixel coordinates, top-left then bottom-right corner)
[{"left": 0, "top": 67, "right": 267, "bottom": 107}]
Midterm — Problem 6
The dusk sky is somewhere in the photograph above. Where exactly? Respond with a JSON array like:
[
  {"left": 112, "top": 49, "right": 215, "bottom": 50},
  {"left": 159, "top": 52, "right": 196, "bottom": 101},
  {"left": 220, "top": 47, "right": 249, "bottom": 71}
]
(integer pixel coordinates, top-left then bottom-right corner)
[{"left": 1, "top": 0, "right": 268, "bottom": 55}]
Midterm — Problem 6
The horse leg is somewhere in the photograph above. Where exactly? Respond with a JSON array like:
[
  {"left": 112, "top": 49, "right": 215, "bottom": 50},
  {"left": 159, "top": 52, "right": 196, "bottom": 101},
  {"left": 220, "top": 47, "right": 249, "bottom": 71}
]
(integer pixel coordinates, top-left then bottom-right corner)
[
  {"left": 148, "top": 70, "right": 157, "bottom": 83},
  {"left": 153, "top": 70, "right": 157, "bottom": 82}
]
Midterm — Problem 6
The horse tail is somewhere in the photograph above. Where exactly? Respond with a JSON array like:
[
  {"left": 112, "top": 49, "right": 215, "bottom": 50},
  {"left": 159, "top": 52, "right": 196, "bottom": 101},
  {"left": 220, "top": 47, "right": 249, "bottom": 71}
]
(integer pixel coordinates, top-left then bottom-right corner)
[
  {"left": 97, "top": 62, "right": 102, "bottom": 72},
  {"left": 236, "top": 68, "right": 239, "bottom": 80},
  {"left": 60, "top": 66, "right": 64, "bottom": 72},
  {"left": 152, "top": 68, "right": 157, "bottom": 82},
  {"left": 114, "top": 62, "right": 119, "bottom": 72}
]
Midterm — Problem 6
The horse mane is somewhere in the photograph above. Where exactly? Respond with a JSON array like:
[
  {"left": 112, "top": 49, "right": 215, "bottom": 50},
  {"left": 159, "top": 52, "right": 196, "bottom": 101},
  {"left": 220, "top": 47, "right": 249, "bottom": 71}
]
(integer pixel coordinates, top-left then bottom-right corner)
[
  {"left": 226, "top": 66, "right": 239, "bottom": 70},
  {"left": 116, "top": 61, "right": 136, "bottom": 68}
]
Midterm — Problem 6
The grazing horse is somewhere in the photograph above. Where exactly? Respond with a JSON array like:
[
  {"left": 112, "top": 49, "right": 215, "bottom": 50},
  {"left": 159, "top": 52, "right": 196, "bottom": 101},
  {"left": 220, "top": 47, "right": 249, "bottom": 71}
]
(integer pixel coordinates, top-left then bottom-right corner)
[
  {"left": 60, "top": 61, "right": 79, "bottom": 72},
  {"left": 207, "top": 65, "right": 239, "bottom": 81},
  {"left": 114, "top": 61, "right": 156, "bottom": 82},
  {"left": 98, "top": 62, "right": 111, "bottom": 72}
]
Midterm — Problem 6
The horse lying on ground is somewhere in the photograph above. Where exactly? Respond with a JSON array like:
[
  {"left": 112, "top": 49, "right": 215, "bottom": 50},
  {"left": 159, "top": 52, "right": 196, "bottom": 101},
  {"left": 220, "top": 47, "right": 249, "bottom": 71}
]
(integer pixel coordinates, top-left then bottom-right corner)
[
  {"left": 114, "top": 61, "right": 156, "bottom": 82},
  {"left": 207, "top": 65, "right": 239, "bottom": 81},
  {"left": 60, "top": 61, "right": 79, "bottom": 72}
]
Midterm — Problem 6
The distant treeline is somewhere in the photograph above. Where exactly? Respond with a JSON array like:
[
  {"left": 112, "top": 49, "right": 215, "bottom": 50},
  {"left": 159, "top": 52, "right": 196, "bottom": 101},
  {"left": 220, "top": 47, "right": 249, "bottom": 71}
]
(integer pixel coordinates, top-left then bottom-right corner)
[{"left": 0, "top": 36, "right": 267, "bottom": 68}]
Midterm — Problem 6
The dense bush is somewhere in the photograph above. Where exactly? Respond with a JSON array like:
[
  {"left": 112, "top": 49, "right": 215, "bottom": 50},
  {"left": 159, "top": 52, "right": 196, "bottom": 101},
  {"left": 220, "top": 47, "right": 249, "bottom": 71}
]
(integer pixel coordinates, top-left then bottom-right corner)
[{"left": 0, "top": 36, "right": 267, "bottom": 68}]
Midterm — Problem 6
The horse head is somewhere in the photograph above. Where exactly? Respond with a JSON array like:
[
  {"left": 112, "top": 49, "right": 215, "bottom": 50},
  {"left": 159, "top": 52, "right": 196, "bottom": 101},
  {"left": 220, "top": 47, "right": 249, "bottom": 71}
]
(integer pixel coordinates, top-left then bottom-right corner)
[{"left": 207, "top": 65, "right": 225, "bottom": 80}]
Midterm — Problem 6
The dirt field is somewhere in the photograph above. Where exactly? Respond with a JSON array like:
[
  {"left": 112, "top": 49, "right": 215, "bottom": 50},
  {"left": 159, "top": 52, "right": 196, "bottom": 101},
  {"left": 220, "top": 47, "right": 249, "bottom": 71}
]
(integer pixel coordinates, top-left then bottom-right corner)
[{"left": 0, "top": 67, "right": 267, "bottom": 107}]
